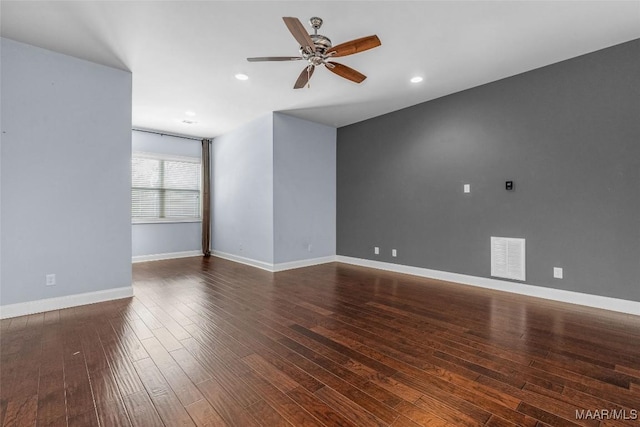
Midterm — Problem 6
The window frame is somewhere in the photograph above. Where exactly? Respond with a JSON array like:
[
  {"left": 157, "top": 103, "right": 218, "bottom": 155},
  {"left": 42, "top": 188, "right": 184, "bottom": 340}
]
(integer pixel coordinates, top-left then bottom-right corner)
[{"left": 131, "top": 151, "right": 202, "bottom": 224}]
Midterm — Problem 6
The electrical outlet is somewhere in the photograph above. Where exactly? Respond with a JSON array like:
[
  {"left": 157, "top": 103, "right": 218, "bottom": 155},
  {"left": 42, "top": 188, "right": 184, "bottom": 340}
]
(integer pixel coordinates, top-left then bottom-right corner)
[
  {"left": 374, "top": 247, "right": 379, "bottom": 255},
  {"left": 392, "top": 249, "right": 397, "bottom": 257},
  {"left": 553, "top": 267, "right": 563, "bottom": 279},
  {"left": 464, "top": 184, "right": 470, "bottom": 193},
  {"left": 46, "top": 274, "right": 56, "bottom": 286},
  {"left": 307, "top": 244, "right": 312, "bottom": 252}
]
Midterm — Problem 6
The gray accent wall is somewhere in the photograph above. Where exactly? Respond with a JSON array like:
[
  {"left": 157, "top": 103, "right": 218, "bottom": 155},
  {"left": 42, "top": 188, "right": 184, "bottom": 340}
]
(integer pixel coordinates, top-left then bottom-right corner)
[
  {"left": 337, "top": 40, "right": 640, "bottom": 302},
  {"left": 212, "top": 114, "right": 274, "bottom": 264},
  {"left": 131, "top": 130, "right": 201, "bottom": 257},
  {"left": 273, "top": 113, "right": 336, "bottom": 263},
  {"left": 1, "top": 38, "right": 132, "bottom": 306}
]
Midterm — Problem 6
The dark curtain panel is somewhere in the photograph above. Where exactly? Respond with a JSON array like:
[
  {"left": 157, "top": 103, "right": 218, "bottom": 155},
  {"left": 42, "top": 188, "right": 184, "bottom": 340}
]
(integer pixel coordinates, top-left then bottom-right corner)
[{"left": 201, "top": 138, "right": 212, "bottom": 257}]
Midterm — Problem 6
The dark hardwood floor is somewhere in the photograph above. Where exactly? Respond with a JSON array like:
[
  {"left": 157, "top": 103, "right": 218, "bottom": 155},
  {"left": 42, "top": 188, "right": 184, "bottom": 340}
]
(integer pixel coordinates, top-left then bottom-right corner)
[{"left": 1, "top": 256, "right": 639, "bottom": 426}]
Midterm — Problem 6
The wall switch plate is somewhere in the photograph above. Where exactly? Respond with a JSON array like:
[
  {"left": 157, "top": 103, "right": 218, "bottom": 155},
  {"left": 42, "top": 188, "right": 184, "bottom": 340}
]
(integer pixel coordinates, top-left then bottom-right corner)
[
  {"left": 553, "top": 267, "right": 563, "bottom": 279},
  {"left": 374, "top": 247, "right": 379, "bottom": 255},
  {"left": 307, "top": 244, "right": 312, "bottom": 252},
  {"left": 463, "top": 184, "right": 470, "bottom": 193},
  {"left": 46, "top": 274, "right": 56, "bottom": 286},
  {"left": 392, "top": 249, "right": 397, "bottom": 257}
]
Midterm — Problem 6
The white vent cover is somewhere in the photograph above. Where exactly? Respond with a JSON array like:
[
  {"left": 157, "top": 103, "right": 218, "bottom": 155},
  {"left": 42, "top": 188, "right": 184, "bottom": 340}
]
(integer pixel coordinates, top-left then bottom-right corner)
[{"left": 491, "top": 237, "right": 526, "bottom": 281}]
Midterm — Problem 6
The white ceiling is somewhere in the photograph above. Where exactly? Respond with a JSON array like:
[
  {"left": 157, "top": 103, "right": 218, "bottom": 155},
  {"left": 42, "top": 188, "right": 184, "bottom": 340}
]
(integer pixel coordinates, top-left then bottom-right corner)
[{"left": 1, "top": 1, "right": 639, "bottom": 138}]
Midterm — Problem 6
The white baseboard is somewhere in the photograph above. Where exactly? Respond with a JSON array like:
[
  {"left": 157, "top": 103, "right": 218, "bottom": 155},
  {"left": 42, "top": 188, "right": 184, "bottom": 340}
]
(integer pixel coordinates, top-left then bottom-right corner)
[
  {"left": 336, "top": 256, "right": 640, "bottom": 316},
  {"left": 132, "top": 250, "right": 201, "bottom": 263},
  {"left": 273, "top": 256, "right": 338, "bottom": 272},
  {"left": 212, "top": 250, "right": 275, "bottom": 272},
  {"left": 212, "top": 251, "right": 336, "bottom": 273},
  {"left": 0, "top": 286, "right": 134, "bottom": 319}
]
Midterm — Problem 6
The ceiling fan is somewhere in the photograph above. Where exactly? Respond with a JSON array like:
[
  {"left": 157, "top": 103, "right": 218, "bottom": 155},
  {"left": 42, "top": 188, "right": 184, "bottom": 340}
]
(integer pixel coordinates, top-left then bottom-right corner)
[{"left": 247, "top": 17, "right": 381, "bottom": 89}]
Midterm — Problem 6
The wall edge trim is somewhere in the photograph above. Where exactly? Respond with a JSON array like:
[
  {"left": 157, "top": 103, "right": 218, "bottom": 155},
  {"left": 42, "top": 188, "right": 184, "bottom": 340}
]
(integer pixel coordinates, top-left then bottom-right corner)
[
  {"left": 0, "top": 286, "right": 134, "bottom": 319},
  {"left": 336, "top": 256, "right": 639, "bottom": 316}
]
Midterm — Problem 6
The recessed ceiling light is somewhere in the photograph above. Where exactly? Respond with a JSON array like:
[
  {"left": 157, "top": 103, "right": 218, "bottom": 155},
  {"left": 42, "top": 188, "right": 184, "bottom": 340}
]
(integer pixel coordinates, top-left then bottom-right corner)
[
  {"left": 410, "top": 76, "right": 424, "bottom": 83},
  {"left": 185, "top": 111, "right": 196, "bottom": 117},
  {"left": 235, "top": 73, "right": 249, "bottom": 81}
]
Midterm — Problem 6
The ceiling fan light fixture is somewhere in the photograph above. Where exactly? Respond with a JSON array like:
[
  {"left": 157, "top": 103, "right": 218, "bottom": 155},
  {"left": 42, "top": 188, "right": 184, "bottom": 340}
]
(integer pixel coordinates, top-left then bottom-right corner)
[
  {"left": 410, "top": 76, "right": 424, "bottom": 83},
  {"left": 235, "top": 73, "right": 249, "bottom": 81}
]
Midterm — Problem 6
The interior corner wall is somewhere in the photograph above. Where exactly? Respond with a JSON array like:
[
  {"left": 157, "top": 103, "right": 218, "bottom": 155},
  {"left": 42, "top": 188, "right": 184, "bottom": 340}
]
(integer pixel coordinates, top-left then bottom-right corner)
[
  {"left": 0, "top": 38, "right": 132, "bottom": 306},
  {"left": 212, "top": 114, "right": 274, "bottom": 264},
  {"left": 337, "top": 39, "right": 640, "bottom": 302},
  {"left": 131, "top": 130, "right": 201, "bottom": 258},
  {"left": 273, "top": 113, "right": 336, "bottom": 264}
]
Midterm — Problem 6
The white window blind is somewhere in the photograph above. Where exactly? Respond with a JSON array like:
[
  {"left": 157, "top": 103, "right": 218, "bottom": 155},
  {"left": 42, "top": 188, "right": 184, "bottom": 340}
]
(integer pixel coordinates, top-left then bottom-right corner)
[{"left": 132, "top": 153, "right": 201, "bottom": 222}]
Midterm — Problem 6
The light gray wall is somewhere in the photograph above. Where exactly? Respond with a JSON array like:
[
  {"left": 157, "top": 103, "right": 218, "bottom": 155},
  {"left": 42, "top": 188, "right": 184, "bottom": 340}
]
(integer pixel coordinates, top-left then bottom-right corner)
[
  {"left": 132, "top": 130, "right": 200, "bottom": 157},
  {"left": 132, "top": 223, "right": 201, "bottom": 257},
  {"left": 337, "top": 39, "right": 640, "bottom": 302},
  {"left": 212, "top": 114, "right": 274, "bottom": 263},
  {"left": 1, "top": 38, "right": 132, "bottom": 305},
  {"left": 131, "top": 130, "right": 201, "bottom": 257},
  {"left": 211, "top": 113, "right": 337, "bottom": 266},
  {"left": 273, "top": 113, "right": 336, "bottom": 263}
]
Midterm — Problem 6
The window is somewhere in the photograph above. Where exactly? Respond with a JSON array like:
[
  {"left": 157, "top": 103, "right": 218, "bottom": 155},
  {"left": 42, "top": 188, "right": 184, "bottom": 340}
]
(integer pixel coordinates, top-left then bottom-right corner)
[{"left": 132, "top": 152, "right": 201, "bottom": 222}]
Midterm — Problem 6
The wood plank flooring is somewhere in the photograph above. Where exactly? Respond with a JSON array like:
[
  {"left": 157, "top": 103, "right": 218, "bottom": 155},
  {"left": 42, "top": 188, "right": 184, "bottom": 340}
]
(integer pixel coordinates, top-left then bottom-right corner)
[{"left": 1, "top": 256, "right": 639, "bottom": 426}]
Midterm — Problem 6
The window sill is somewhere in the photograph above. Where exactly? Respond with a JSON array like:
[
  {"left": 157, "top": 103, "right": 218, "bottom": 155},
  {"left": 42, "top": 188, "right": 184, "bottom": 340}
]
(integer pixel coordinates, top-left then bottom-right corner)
[{"left": 132, "top": 218, "right": 202, "bottom": 225}]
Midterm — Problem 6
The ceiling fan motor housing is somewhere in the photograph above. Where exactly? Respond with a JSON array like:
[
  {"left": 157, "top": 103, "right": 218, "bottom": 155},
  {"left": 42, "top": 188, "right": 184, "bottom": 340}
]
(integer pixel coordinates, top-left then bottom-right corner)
[
  {"left": 300, "top": 34, "right": 332, "bottom": 58},
  {"left": 300, "top": 17, "right": 332, "bottom": 58}
]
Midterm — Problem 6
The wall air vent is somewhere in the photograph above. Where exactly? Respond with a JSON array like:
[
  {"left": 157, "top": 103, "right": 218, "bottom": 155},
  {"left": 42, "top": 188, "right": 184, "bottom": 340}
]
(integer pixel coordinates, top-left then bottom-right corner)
[{"left": 491, "top": 237, "right": 526, "bottom": 281}]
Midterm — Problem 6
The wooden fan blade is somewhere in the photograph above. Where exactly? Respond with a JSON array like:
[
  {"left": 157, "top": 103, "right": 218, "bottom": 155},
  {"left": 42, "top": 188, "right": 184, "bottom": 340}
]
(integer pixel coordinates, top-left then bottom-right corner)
[
  {"left": 247, "top": 56, "right": 303, "bottom": 62},
  {"left": 327, "top": 35, "right": 381, "bottom": 57},
  {"left": 326, "top": 62, "right": 366, "bottom": 84},
  {"left": 283, "top": 17, "right": 316, "bottom": 54},
  {"left": 294, "top": 65, "right": 315, "bottom": 89}
]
